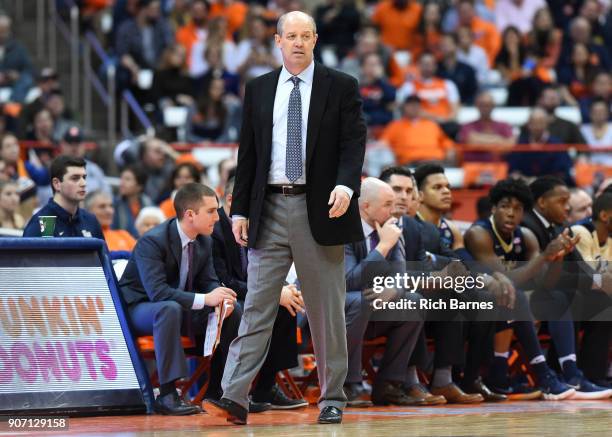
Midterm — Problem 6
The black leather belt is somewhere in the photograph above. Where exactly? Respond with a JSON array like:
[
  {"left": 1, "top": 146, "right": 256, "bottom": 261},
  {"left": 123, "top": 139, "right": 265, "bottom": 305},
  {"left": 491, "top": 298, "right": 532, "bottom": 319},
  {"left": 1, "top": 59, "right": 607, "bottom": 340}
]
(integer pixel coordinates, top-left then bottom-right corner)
[{"left": 267, "top": 185, "right": 307, "bottom": 195}]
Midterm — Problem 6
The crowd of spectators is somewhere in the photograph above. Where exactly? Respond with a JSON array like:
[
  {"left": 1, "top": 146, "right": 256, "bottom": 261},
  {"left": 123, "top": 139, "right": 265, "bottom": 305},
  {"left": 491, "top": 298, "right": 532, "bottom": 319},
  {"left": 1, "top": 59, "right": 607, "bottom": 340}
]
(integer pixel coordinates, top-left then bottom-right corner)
[{"left": 0, "top": 0, "right": 611, "bottom": 240}]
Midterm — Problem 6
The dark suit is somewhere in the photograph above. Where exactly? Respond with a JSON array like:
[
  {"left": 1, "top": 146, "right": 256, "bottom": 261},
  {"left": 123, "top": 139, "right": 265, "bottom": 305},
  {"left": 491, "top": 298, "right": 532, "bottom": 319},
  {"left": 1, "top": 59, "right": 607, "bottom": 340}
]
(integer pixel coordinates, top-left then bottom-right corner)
[
  {"left": 230, "top": 63, "right": 366, "bottom": 247},
  {"left": 120, "top": 219, "right": 241, "bottom": 396},
  {"left": 522, "top": 209, "right": 612, "bottom": 380},
  {"left": 344, "top": 236, "right": 423, "bottom": 385},
  {"left": 212, "top": 207, "right": 298, "bottom": 392},
  {"left": 222, "top": 62, "right": 366, "bottom": 411}
]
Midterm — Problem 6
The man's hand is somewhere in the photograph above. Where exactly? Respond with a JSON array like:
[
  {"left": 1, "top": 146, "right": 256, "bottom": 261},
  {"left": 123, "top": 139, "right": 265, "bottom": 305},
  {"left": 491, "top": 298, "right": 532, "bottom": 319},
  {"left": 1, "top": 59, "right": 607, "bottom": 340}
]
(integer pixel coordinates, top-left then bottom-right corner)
[
  {"left": 207, "top": 287, "right": 237, "bottom": 307},
  {"left": 328, "top": 188, "right": 350, "bottom": 218},
  {"left": 491, "top": 272, "right": 516, "bottom": 309},
  {"left": 280, "top": 284, "right": 305, "bottom": 316},
  {"left": 543, "top": 228, "right": 579, "bottom": 261},
  {"left": 376, "top": 217, "right": 401, "bottom": 249},
  {"left": 232, "top": 218, "right": 249, "bottom": 247}
]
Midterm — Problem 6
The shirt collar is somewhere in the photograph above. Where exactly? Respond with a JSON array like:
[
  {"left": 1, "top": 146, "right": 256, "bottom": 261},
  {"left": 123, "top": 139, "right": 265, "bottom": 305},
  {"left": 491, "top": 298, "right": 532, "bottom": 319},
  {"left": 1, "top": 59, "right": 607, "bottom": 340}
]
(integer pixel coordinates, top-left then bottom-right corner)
[
  {"left": 279, "top": 60, "right": 315, "bottom": 86},
  {"left": 49, "top": 198, "right": 80, "bottom": 222},
  {"left": 533, "top": 209, "right": 551, "bottom": 229},
  {"left": 361, "top": 218, "right": 374, "bottom": 239},
  {"left": 176, "top": 220, "right": 194, "bottom": 250}
]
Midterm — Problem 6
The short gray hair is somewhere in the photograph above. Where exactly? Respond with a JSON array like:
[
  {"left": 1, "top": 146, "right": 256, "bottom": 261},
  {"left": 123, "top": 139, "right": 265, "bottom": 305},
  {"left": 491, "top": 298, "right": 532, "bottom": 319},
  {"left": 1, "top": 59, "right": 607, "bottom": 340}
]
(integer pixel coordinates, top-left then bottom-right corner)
[
  {"left": 276, "top": 11, "right": 317, "bottom": 36},
  {"left": 135, "top": 206, "right": 166, "bottom": 228}
]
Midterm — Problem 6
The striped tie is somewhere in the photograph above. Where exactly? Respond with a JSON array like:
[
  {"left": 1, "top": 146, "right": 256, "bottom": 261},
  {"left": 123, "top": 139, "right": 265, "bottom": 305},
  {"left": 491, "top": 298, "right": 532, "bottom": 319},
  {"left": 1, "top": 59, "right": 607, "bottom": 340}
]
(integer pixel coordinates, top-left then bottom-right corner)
[{"left": 286, "top": 76, "right": 303, "bottom": 183}]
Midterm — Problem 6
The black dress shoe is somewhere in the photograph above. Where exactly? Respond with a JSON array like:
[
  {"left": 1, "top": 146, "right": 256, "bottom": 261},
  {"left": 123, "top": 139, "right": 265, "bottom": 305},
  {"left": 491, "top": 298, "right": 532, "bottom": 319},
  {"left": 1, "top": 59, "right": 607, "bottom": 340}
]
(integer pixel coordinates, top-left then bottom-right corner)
[
  {"left": 372, "top": 381, "right": 427, "bottom": 406},
  {"left": 252, "top": 385, "right": 309, "bottom": 410},
  {"left": 154, "top": 391, "right": 201, "bottom": 416},
  {"left": 318, "top": 406, "right": 342, "bottom": 424},
  {"left": 464, "top": 377, "right": 508, "bottom": 402},
  {"left": 249, "top": 400, "right": 272, "bottom": 413},
  {"left": 203, "top": 397, "right": 248, "bottom": 425}
]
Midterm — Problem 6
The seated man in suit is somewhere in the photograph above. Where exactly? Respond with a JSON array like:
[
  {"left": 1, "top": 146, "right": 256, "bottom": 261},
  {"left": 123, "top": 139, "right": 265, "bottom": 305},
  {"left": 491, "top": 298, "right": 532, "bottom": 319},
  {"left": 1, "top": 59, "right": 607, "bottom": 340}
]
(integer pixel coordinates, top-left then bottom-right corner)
[
  {"left": 344, "top": 177, "right": 425, "bottom": 406},
  {"left": 212, "top": 175, "right": 308, "bottom": 409},
  {"left": 381, "top": 166, "right": 503, "bottom": 403},
  {"left": 119, "top": 183, "right": 239, "bottom": 415},
  {"left": 521, "top": 176, "right": 612, "bottom": 397}
]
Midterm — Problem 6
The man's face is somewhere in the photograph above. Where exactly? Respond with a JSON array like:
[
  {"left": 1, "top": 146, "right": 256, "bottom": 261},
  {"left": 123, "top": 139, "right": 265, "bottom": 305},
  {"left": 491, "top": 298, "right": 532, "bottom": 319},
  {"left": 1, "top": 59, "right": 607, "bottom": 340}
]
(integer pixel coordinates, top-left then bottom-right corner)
[
  {"left": 0, "top": 136, "right": 19, "bottom": 164},
  {"left": 402, "top": 101, "right": 420, "bottom": 119},
  {"left": 365, "top": 186, "right": 395, "bottom": 226},
  {"left": 54, "top": 166, "right": 87, "bottom": 203},
  {"left": 419, "top": 55, "right": 436, "bottom": 78},
  {"left": 60, "top": 141, "right": 86, "bottom": 159},
  {"left": 186, "top": 195, "right": 219, "bottom": 236},
  {"left": 420, "top": 173, "right": 452, "bottom": 212},
  {"left": 89, "top": 194, "right": 114, "bottom": 228},
  {"left": 493, "top": 197, "right": 524, "bottom": 237},
  {"left": 275, "top": 15, "right": 317, "bottom": 71},
  {"left": 191, "top": 1, "right": 208, "bottom": 22},
  {"left": 527, "top": 112, "right": 548, "bottom": 139},
  {"left": 568, "top": 190, "right": 592, "bottom": 222},
  {"left": 388, "top": 174, "right": 415, "bottom": 218},
  {"left": 539, "top": 89, "right": 560, "bottom": 113},
  {"left": 137, "top": 215, "right": 162, "bottom": 236},
  {"left": 476, "top": 93, "right": 495, "bottom": 119},
  {"left": 143, "top": 140, "right": 166, "bottom": 169},
  {"left": 539, "top": 185, "right": 571, "bottom": 225},
  {"left": 592, "top": 73, "right": 611, "bottom": 98}
]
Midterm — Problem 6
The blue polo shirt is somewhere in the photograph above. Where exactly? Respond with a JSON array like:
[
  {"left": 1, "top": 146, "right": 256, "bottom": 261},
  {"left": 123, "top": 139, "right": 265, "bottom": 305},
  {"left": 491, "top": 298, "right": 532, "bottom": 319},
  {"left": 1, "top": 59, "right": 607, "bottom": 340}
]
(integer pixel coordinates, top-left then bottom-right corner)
[{"left": 23, "top": 198, "right": 105, "bottom": 240}]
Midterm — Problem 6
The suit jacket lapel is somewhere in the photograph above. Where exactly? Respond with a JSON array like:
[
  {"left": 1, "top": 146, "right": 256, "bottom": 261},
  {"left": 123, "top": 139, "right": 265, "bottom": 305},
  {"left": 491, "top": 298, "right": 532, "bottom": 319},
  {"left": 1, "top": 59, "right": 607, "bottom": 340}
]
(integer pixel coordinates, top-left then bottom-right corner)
[
  {"left": 306, "top": 63, "right": 331, "bottom": 174},
  {"left": 262, "top": 68, "right": 282, "bottom": 167}
]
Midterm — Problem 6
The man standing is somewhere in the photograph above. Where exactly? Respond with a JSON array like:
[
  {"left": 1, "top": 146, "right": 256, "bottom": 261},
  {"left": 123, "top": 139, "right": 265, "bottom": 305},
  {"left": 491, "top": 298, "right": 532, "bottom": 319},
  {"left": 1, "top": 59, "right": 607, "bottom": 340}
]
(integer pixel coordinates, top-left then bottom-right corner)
[
  {"left": 23, "top": 156, "right": 104, "bottom": 239},
  {"left": 205, "top": 10, "right": 366, "bottom": 425}
]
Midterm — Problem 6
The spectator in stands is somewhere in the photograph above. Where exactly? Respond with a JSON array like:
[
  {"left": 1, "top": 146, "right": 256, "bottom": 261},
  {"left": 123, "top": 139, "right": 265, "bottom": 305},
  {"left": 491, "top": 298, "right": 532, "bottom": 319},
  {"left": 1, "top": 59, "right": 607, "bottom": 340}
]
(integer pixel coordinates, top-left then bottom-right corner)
[
  {"left": 0, "top": 15, "right": 34, "bottom": 103},
  {"left": 580, "top": 98, "right": 612, "bottom": 166},
  {"left": 139, "top": 137, "right": 177, "bottom": 202},
  {"left": 23, "top": 156, "right": 104, "bottom": 239},
  {"left": 559, "top": 16, "right": 611, "bottom": 71},
  {"left": 578, "top": 0, "right": 608, "bottom": 45},
  {"left": 194, "top": 42, "right": 241, "bottom": 98},
  {"left": 437, "top": 33, "right": 478, "bottom": 104},
  {"left": 208, "top": 0, "right": 248, "bottom": 38},
  {"left": 344, "top": 177, "right": 426, "bottom": 406},
  {"left": 509, "top": 108, "right": 574, "bottom": 184},
  {"left": 167, "top": 0, "right": 191, "bottom": 30},
  {"left": 496, "top": 26, "right": 543, "bottom": 106},
  {"left": 458, "top": 91, "right": 516, "bottom": 161},
  {"left": 454, "top": 0, "right": 501, "bottom": 67},
  {"left": 134, "top": 205, "right": 166, "bottom": 236},
  {"left": 112, "top": 165, "right": 154, "bottom": 238},
  {"left": 152, "top": 44, "right": 194, "bottom": 111},
  {"left": 494, "top": 0, "right": 546, "bottom": 35},
  {"left": 0, "top": 180, "right": 24, "bottom": 229},
  {"left": 380, "top": 95, "right": 454, "bottom": 166},
  {"left": 371, "top": 0, "right": 422, "bottom": 52},
  {"left": 115, "top": 0, "right": 174, "bottom": 91},
  {"left": 176, "top": 0, "right": 210, "bottom": 78},
  {"left": 526, "top": 7, "right": 563, "bottom": 73},
  {"left": 159, "top": 162, "right": 201, "bottom": 218},
  {"left": 568, "top": 187, "right": 593, "bottom": 223},
  {"left": 412, "top": 2, "right": 444, "bottom": 61},
  {"left": 579, "top": 71, "right": 611, "bottom": 123},
  {"left": 314, "top": 0, "right": 362, "bottom": 61},
  {"left": 85, "top": 190, "right": 136, "bottom": 251},
  {"left": 212, "top": 175, "right": 308, "bottom": 409},
  {"left": 359, "top": 52, "right": 396, "bottom": 127},
  {"left": 118, "top": 183, "right": 239, "bottom": 415},
  {"left": 557, "top": 43, "right": 602, "bottom": 104},
  {"left": 397, "top": 53, "right": 461, "bottom": 138},
  {"left": 59, "top": 126, "right": 111, "bottom": 195},
  {"left": 18, "top": 68, "right": 61, "bottom": 137},
  {"left": 536, "top": 85, "right": 586, "bottom": 144},
  {"left": 215, "top": 157, "right": 235, "bottom": 197},
  {"left": 46, "top": 91, "right": 75, "bottom": 142},
  {"left": 0, "top": 133, "right": 48, "bottom": 196},
  {"left": 190, "top": 77, "right": 241, "bottom": 142},
  {"left": 456, "top": 25, "right": 491, "bottom": 86},
  {"left": 234, "top": 15, "right": 282, "bottom": 81},
  {"left": 441, "top": 0, "right": 495, "bottom": 34}
]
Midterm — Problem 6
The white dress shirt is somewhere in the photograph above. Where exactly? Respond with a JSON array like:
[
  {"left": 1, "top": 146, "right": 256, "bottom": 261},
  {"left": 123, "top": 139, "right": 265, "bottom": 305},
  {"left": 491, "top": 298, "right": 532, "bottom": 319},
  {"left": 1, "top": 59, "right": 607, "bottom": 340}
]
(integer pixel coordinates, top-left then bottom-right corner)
[{"left": 176, "top": 221, "right": 206, "bottom": 309}]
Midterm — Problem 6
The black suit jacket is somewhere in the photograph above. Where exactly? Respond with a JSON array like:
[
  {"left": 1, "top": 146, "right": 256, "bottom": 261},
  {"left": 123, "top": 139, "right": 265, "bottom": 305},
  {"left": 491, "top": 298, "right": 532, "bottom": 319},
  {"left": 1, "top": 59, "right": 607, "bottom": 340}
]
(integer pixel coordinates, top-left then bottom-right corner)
[
  {"left": 119, "top": 218, "right": 220, "bottom": 309},
  {"left": 231, "top": 62, "right": 367, "bottom": 247},
  {"left": 212, "top": 208, "right": 248, "bottom": 301},
  {"left": 415, "top": 217, "right": 456, "bottom": 269},
  {"left": 522, "top": 209, "right": 594, "bottom": 292},
  {"left": 345, "top": 238, "right": 406, "bottom": 292}
]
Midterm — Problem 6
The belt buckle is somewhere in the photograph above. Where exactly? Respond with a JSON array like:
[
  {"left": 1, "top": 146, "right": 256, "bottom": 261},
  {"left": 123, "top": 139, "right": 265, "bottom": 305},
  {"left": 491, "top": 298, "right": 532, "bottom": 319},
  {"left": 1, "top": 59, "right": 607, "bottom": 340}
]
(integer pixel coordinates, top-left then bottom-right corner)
[{"left": 281, "top": 185, "right": 292, "bottom": 195}]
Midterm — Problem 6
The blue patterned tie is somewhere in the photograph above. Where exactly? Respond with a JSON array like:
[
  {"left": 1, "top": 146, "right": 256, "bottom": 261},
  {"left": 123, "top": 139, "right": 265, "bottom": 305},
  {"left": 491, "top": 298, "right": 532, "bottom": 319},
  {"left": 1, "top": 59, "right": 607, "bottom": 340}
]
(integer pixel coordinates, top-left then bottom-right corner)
[{"left": 286, "top": 76, "right": 303, "bottom": 183}]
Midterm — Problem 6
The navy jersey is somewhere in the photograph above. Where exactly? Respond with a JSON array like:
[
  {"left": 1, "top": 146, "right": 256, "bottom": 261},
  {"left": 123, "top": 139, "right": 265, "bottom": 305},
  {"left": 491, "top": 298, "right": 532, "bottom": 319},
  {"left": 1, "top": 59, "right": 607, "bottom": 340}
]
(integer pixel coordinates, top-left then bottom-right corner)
[
  {"left": 438, "top": 217, "right": 455, "bottom": 250},
  {"left": 473, "top": 217, "right": 528, "bottom": 270}
]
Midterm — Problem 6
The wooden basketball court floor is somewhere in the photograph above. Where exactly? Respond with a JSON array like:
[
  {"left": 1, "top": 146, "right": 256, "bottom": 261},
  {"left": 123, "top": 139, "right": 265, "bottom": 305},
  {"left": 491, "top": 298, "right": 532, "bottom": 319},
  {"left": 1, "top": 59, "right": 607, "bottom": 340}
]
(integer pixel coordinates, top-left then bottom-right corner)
[{"left": 12, "top": 401, "right": 611, "bottom": 436}]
